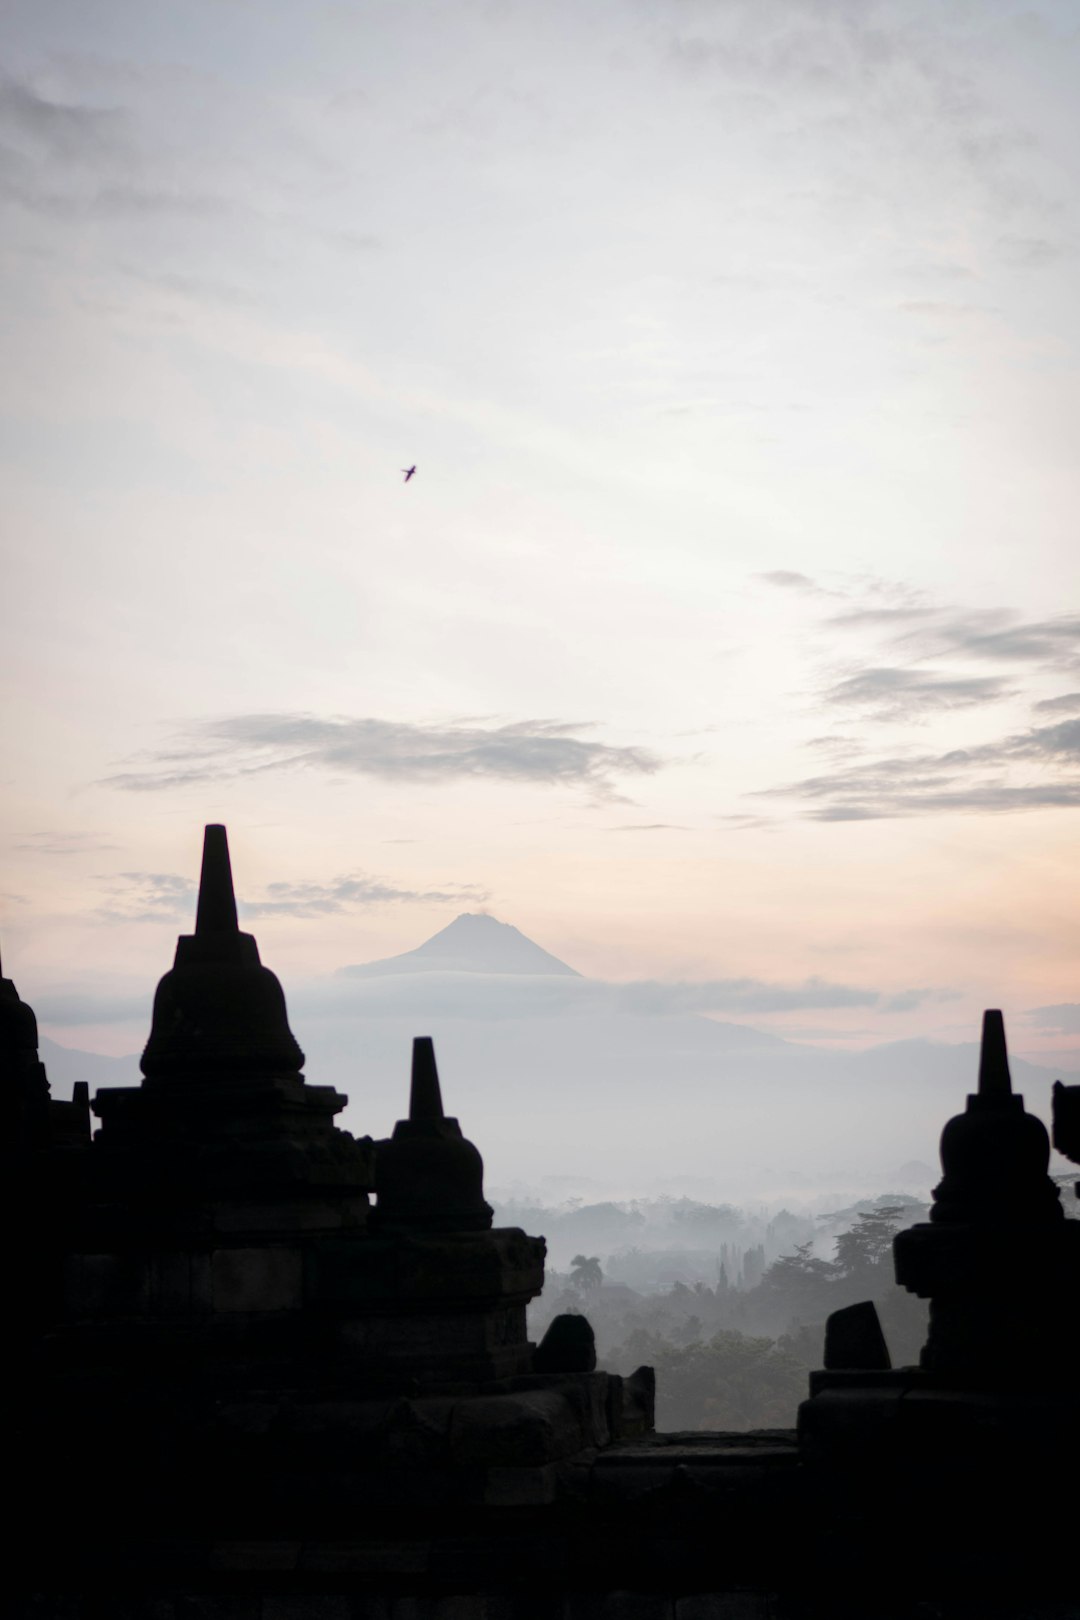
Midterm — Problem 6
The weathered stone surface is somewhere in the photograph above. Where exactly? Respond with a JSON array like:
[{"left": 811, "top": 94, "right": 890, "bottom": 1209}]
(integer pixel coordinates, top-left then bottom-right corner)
[
  {"left": 566, "top": 1594, "right": 672, "bottom": 1620},
  {"left": 210, "top": 1246, "right": 303, "bottom": 1313},
  {"left": 64, "top": 1252, "right": 150, "bottom": 1319},
  {"left": 675, "top": 1598, "right": 775, "bottom": 1620},
  {"left": 482, "top": 1463, "right": 560, "bottom": 1506},
  {"left": 450, "top": 1389, "right": 587, "bottom": 1467},
  {"left": 263, "top": 1600, "right": 353, "bottom": 1620}
]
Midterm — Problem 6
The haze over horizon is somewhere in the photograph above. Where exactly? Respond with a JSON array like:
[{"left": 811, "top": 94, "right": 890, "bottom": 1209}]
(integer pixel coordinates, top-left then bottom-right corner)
[
  {"left": 35, "top": 899, "right": 1076, "bottom": 1210},
  {"left": 3, "top": 2, "right": 1079, "bottom": 1090}
]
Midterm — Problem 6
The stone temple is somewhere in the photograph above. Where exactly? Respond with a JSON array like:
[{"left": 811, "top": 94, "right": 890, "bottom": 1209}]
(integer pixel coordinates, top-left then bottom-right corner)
[{"left": 4, "top": 825, "right": 1078, "bottom": 1618}]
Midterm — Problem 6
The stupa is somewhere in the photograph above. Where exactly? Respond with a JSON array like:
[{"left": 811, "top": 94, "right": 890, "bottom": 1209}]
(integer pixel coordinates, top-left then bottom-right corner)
[
  {"left": 33, "top": 825, "right": 646, "bottom": 1565},
  {"left": 799, "top": 1009, "right": 1080, "bottom": 1590},
  {"left": 11, "top": 832, "right": 1077, "bottom": 1612}
]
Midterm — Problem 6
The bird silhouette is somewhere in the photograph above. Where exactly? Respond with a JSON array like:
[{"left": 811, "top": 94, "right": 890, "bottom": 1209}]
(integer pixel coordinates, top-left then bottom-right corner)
[{"left": 402, "top": 465, "right": 416, "bottom": 483}]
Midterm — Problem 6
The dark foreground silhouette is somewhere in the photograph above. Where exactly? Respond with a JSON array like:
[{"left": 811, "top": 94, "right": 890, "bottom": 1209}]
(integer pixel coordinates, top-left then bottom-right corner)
[{"left": 3, "top": 825, "right": 1078, "bottom": 1617}]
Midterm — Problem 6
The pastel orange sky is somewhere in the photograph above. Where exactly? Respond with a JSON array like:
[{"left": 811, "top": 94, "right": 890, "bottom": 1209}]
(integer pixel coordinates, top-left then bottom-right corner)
[{"left": 2, "top": 1, "right": 1078, "bottom": 1070}]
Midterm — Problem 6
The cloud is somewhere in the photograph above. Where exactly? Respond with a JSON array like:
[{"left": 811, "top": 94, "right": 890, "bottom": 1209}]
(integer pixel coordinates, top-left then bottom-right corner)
[
  {"left": 764, "top": 715, "right": 1080, "bottom": 820},
  {"left": 306, "top": 969, "right": 941, "bottom": 1023},
  {"left": 612, "top": 977, "right": 892, "bottom": 1016},
  {"left": 757, "top": 570, "right": 818, "bottom": 591},
  {"left": 32, "top": 990, "right": 149, "bottom": 1027},
  {"left": 664, "top": 3, "right": 1042, "bottom": 225},
  {"left": 825, "top": 607, "right": 935, "bottom": 630},
  {"left": 101, "top": 713, "right": 661, "bottom": 799},
  {"left": 924, "top": 612, "right": 1080, "bottom": 667},
  {"left": 91, "top": 185, "right": 229, "bottom": 220},
  {"left": 1033, "top": 693, "right": 1080, "bottom": 716},
  {"left": 897, "top": 300, "right": 993, "bottom": 319},
  {"left": 610, "top": 823, "right": 687, "bottom": 833},
  {"left": 241, "top": 873, "right": 488, "bottom": 920},
  {"left": 15, "top": 831, "right": 119, "bottom": 855},
  {"left": 95, "top": 866, "right": 487, "bottom": 924},
  {"left": 96, "top": 872, "right": 197, "bottom": 923},
  {"left": 996, "top": 236, "right": 1066, "bottom": 268},
  {"left": 0, "top": 76, "right": 125, "bottom": 164},
  {"left": 822, "top": 666, "right": 1011, "bottom": 719},
  {"left": 1022, "top": 1004, "right": 1080, "bottom": 1036},
  {"left": 822, "top": 594, "right": 1078, "bottom": 674}
]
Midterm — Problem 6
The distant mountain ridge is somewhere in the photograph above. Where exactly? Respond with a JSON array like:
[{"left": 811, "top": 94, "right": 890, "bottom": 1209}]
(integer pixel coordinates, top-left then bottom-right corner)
[
  {"left": 33, "top": 914, "right": 1077, "bottom": 1205},
  {"left": 343, "top": 912, "right": 580, "bottom": 978}
]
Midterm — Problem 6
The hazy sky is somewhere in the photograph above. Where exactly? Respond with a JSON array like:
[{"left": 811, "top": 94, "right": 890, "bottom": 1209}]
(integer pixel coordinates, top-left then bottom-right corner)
[{"left": 2, "top": 0, "right": 1079, "bottom": 1063}]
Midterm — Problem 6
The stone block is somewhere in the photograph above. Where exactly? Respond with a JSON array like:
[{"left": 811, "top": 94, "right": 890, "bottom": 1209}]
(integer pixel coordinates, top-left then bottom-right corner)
[
  {"left": 211, "top": 1246, "right": 302, "bottom": 1313},
  {"left": 675, "top": 1598, "right": 774, "bottom": 1620},
  {"left": 483, "top": 1462, "right": 559, "bottom": 1505},
  {"left": 151, "top": 1251, "right": 192, "bottom": 1315},
  {"left": 65, "top": 1253, "right": 149, "bottom": 1319},
  {"left": 86, "top": 1602, "right": 177, "bottom": 1620},
  {"left": 484, "top": 1596, "right": 566, "bottom": 1620},
  {"left": 191, "top": 1250, "right": 213, "bottom": 1310},
  {"left": 205, "top": 1540, "right": 299, "bottom": 1571},
  {"left": 297, "top": 1540, "right": 427, "bottom": 1575},
  {"left": 389, "top": 1600, "right": 489, "bottom": 1620},
  {"left": 174, "top": 1600, "right": 261, "bottom": 1620},
  {"left": 309, "top": 1231, "right": 543, "bottom": 1310},
  {"left": 567, "top": 1596, "right": 672, "bottom": 1620},
  {"left": 263, "top": 1600, "right": 352, "bottom": 1620},
  {"left": 449, "top": 1389, "right": 586, "bottom": 1467},
  {"left": 349, "top": 1601, "right": 393, "bottom": 1620},
  {"left": 375, "top": 1397, "right": 455, "bottom": 1468}
]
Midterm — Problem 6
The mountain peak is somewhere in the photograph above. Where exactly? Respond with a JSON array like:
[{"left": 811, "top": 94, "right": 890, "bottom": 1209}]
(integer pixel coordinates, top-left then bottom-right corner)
[{"left": 345, "top": 912, "right": 580, "bottom": 979}]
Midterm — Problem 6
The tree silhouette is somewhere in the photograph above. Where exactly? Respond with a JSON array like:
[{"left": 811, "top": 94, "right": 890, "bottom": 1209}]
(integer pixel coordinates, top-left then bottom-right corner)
[{"left": 570, "top": 1254, "right": 603, "bottom": 1292}]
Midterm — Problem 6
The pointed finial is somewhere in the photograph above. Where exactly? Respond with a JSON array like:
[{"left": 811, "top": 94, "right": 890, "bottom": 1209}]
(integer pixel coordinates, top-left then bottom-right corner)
[
  {"left": 409, "top": 1036, "right": 445, "bottom": 1121},
  {"left": 194, "top": 824, "right": 239, "bottom": 934},
  {"left": 977, "top": 1009, "right": 1012, "bottom": 1101}
]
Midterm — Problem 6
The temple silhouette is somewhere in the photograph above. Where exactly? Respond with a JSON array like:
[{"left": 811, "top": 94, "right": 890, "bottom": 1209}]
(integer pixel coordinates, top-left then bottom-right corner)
[{"left": 5, "top": 826, "right": 1078, "bottom": 1617}]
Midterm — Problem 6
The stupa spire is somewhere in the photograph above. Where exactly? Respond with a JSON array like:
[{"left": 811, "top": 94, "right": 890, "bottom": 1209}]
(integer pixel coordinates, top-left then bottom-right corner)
[
  {"left": 409, "top": 1036, "right": 445, "bottom": 1121},
  {"left": 194, "top": 824, "right": 239, "bottom": 934},
  {"left": 977, "top": 1008, "right": 1012, "bottom": 1100}
]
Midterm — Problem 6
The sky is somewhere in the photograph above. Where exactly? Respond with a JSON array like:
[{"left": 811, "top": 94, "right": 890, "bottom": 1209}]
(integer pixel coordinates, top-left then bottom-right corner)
[{"left": 2, "top": 0, "right": 1079, "bottom": 1072}]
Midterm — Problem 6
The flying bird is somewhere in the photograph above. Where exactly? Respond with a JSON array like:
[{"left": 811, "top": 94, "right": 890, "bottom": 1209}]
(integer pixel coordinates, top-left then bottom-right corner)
[{"left": 402, "top": 465, "right": 416, "bottom": 483}]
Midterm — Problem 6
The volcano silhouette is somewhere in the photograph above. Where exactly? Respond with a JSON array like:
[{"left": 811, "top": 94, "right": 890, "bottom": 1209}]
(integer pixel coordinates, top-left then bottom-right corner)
[{"left": 344, "top": 913, "right": 580, "bottom": 978}]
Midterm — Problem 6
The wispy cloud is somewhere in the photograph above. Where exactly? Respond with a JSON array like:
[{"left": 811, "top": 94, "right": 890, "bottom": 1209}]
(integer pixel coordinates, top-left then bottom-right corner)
[
  {"left": 0, "top": 75, "right": 125, "bottom": 164},
  {"left": 897, "top": 299, "right": 995, "bottom": 319},
  {"left": 922, "top": 612, "right": 1080, "bottom": 668},
  {"left": 33, "top": 989, "right": 149, "bottom": 1027},
  {"left": 822, "top": 666, "right": 1012, "bottom": 719},
  {"left": 1022, "top": 1004, "right": 1080, "bottom": 1036},
  {"left": 756, "top": 570, "right": 819, "bottom": 592},
  {"left": 242, "top": 873, "right": 488, "bottom": 920},
  {"left": 825, "top": 606, "right": 936, "bottom": 630},
  {"left": 96, "top": 866, "right": 487, "bottom": 924},
  {"left": 765, "top": 716, "right": 1080, "bottom": 821},
  {"left": 15, "top": 831, "right": 119, "bottom": 855},
  {"left": 610, "top": 822, "right": 687, "bottom": 833},
  {"left": 96, "top": 872, "right": 196, "bottom": 923},
  {"left": 101, "top": 713, "right": 661, "bottom": 799},
  {"left": 996, "top": 236, "right": 1067, "bottom": 268},
  {"left": 314, "top": 969, "right": 944, "bottom": 1021}
]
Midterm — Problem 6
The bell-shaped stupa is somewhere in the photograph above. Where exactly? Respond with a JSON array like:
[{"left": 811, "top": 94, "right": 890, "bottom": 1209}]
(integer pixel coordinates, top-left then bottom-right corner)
[
  {"left": 894, "top": 1008, "right": 1077, "bottom": 1377},
  {"left": 141, "top": 824, "right": 304, "bottom": 1081},
  {"left": 375, "top": 1036, "right": 493, "bottom": 1232}
]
